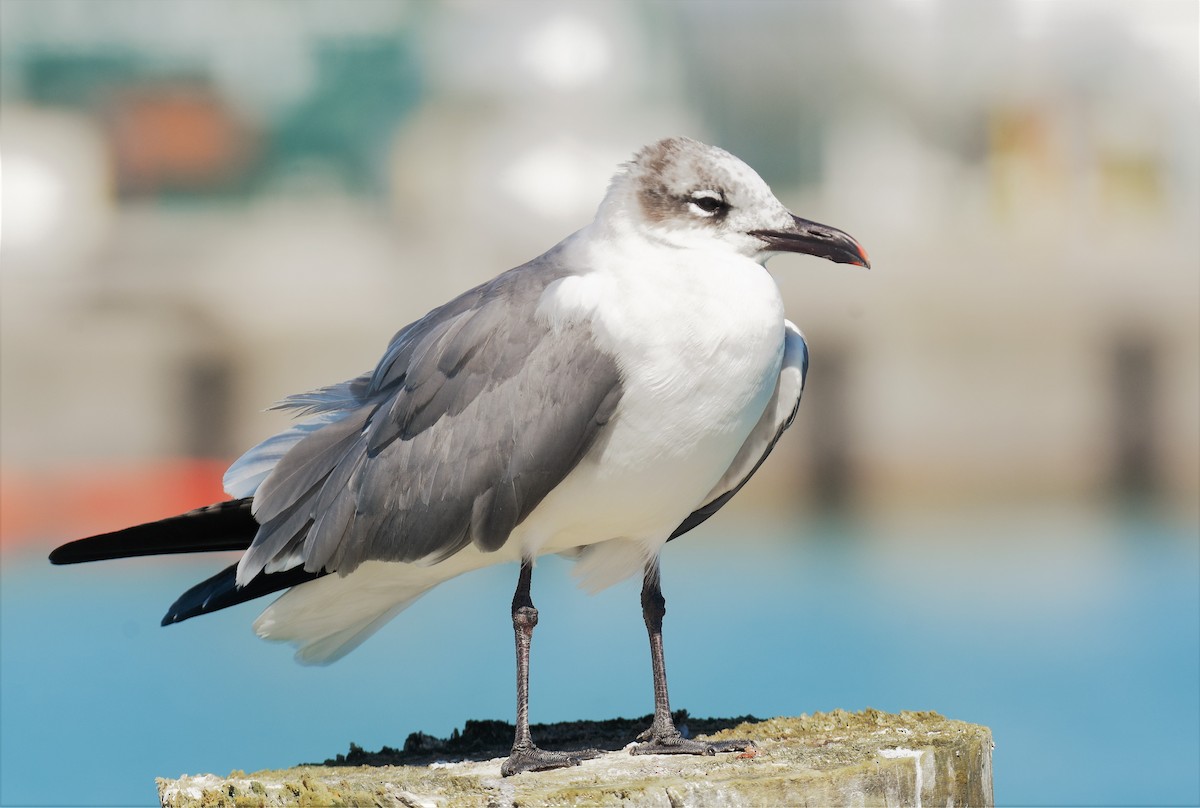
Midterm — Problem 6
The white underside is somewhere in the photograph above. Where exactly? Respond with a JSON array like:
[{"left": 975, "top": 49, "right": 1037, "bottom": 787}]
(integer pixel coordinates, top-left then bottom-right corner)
[{"left": 253, "top": 228, "right": 794, "bottom": 664}]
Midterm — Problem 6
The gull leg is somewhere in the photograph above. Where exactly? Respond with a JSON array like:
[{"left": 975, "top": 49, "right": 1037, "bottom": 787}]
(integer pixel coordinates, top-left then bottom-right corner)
[
  {"left": 502, "top": 560, "right": 600, "bottom": 776},
  {"left": 630, "top": 558, "right": 756, "bottom": 757}
]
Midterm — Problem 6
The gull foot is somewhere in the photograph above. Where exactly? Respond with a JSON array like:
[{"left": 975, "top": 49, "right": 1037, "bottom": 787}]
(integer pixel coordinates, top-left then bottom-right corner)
[
  {"left": 630, "top": 728, "right": 756, "bottom": 757},
  {"left": 501, "top": 745, "right": 602, "bottom": 776}
]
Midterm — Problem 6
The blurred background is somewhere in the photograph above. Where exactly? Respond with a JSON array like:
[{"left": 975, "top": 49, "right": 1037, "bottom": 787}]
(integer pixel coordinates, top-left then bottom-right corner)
[{"left": 1, "top": 0, "right": 1196, "bottom": 805}]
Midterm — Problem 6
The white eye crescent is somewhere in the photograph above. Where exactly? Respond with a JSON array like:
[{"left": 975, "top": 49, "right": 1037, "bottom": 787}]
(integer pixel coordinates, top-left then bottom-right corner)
[{"left": 688, "top": 190, "right": 728, "bottom": 217}]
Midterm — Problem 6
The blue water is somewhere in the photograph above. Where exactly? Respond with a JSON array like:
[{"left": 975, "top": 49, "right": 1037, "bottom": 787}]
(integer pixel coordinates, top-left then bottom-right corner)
[{"left": 2, "top": 506, "right": 1197, "bottom": 806}]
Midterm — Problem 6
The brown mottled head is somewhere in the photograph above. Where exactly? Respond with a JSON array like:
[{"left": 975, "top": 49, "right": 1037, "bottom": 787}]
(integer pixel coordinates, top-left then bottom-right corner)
[
  {"left": 601, "top": 136, "right": 869, "bottom": 268},
  {"left": 630, "top": 137, "right": 748, "bottom": 226}
]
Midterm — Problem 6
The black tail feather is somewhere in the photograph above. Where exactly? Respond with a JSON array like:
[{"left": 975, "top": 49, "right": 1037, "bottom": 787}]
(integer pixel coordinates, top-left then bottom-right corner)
[
  {"left": 162, "top": 562, "right": 326, "bottom": 625},
  {"left": 48, "top": 499, "right": 257, "bottom": 565}
]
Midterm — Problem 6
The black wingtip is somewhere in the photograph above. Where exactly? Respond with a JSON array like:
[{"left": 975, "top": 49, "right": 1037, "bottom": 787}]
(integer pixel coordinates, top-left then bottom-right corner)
[
  {"left": 46, "top": 499, "right": 257, "bottom": 566},
  {"left": 48, "top": 537, "right": 109, "bottom": 565},
  {"left": 160, "top": 561, "right": 327, "bottom": 627}
]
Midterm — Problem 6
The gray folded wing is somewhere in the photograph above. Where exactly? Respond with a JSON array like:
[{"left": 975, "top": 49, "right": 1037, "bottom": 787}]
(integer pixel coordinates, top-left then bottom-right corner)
[{"left": 235, "top": 252, "right": 623, "bottom": 585}]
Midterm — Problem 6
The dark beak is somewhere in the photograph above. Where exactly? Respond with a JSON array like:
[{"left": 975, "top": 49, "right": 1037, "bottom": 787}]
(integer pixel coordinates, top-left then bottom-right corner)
[{"left": 750, "top": 215, "right": 871, "bottom": 268}]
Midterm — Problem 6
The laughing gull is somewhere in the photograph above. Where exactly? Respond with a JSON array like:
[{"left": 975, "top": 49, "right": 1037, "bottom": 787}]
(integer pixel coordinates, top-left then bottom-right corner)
[{"left": 50, "top": 136, "right": 869, "bottom": 775}]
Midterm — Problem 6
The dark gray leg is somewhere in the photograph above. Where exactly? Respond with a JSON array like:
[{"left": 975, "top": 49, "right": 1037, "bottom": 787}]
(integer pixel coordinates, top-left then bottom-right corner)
[
  {"left": 501, "top": 560, "right": 600, "bottom": 776},
  {"left": 630, "top": 558, "right": 756, "bottom": 757}
]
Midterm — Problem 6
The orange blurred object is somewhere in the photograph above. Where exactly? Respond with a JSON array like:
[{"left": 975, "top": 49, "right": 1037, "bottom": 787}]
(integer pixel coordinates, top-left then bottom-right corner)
[
  {"left": 106, "top": 84, "right": 256, "bottom": 195},
  {"left": 0, "top": 459, "right": 230, "bottom": 552}
]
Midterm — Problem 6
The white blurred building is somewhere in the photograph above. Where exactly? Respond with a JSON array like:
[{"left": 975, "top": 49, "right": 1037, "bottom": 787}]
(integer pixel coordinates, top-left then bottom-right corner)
[{"left": 1, "top": 0, "right": 1197, "bottom": 523}]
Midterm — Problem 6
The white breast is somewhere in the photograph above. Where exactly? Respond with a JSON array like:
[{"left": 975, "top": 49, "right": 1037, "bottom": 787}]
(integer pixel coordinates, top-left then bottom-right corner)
[{"left": 520, "top": 236, "right": 785, "bottom": 561}]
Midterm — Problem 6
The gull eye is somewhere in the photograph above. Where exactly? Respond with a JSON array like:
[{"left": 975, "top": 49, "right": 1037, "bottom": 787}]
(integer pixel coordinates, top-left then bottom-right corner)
[{"left": 688, "top": 190, "right": 728, "bottom": 217}]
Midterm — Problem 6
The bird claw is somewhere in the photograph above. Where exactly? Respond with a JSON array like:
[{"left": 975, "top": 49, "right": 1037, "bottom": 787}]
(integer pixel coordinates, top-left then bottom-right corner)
[{"left": 501, "top": 745, "right": 602, "bottom": 776}]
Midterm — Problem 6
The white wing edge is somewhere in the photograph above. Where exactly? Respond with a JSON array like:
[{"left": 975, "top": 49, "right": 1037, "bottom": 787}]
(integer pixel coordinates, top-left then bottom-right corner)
[{"left": 693, "top": 320, "right": 808, "bottom": 508}]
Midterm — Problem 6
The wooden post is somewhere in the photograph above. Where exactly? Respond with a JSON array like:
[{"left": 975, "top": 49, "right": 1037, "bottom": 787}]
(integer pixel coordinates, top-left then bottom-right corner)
[{"left": 158, "top": 710, "right": 993, "bottom": 807}]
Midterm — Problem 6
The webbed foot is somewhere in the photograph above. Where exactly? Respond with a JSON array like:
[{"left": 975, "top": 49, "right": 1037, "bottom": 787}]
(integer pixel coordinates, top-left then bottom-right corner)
[
  {"left": 501, "top": 744, "right": 602, "bottom": 776},
  {"left": 630, "top": 726, "right": 756, "bottom": 757}
]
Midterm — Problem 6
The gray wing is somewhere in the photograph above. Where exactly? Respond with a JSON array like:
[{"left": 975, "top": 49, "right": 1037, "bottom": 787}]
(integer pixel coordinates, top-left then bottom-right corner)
[
  {"left": 668, "top": 321, "right": 808, "bottom": 541},
  {"left": 234, "top": 248, "right": 623, "bottom": 584}
]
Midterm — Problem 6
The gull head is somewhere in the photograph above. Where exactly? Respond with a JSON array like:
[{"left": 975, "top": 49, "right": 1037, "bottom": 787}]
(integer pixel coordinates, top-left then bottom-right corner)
[{"left": 600, "top": 136, "right": 869, "bottom": 268}]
